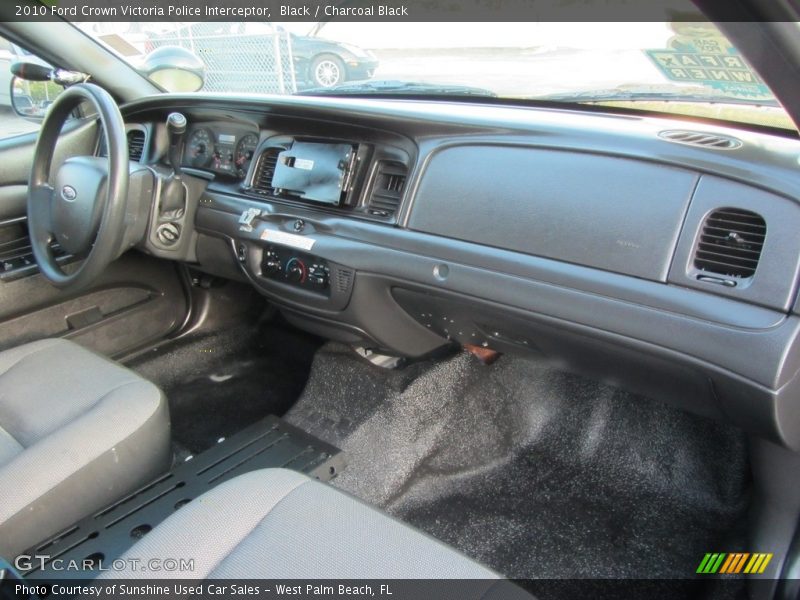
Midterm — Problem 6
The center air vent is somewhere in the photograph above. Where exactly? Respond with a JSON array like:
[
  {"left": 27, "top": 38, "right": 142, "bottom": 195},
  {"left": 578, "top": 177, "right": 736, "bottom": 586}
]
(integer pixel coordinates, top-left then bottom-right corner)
[
  {"left": 366, "top": 161, "right": 407, "bottom": 219},
  {"left": 127, "top": 129, "right": 146, "bottom": 162},
  {"left": 693, "top": 208, "right": 766, "bottom": 279},
  {"left": 249, "top": 146, "right": 284, "bottom": 196},
  {"left": 659, "top": 130, "right": 742, "bottom": 150}
]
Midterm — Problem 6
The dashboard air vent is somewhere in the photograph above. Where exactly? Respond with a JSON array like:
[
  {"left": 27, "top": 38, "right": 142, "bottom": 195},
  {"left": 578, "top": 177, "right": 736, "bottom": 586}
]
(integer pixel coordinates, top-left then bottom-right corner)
[
  {"left": 249, "top": 146, "right": 284, "bottom": 196},
  {"left": 367, "top": 161, "right": 407, "bottom": 218},
  {"left": 659, "top": 130, "right": 742, "bottom": 150},
  {"left": 693, "top": 208, "right": 766, "bottom": 279},
  {"left": 127, "top": 129, "right": 146, "bottom": 162}
]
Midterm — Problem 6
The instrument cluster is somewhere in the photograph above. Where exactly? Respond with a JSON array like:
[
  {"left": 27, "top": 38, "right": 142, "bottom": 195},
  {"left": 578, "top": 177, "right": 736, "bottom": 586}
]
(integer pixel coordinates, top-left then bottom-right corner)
[{"left": 184, "top": 125, "right": 260, "bottom": 180}]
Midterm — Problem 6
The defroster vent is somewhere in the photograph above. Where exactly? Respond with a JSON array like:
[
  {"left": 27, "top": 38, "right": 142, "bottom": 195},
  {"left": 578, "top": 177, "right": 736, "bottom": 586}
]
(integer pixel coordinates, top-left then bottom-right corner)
[
  {"left": 659, "top": 130, "right": 742, "bottom": 150},
  {"left": 693, "top": 208, "right": 766, "bottom": 279}
]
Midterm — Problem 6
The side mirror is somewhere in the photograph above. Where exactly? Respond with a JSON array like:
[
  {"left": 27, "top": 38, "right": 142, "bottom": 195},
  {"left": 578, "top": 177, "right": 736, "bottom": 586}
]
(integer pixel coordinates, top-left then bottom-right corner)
[
  {"left": 10, "top": 61, "right": 53, "bottom": 82},
  {"left": 142, "top": 46, "right": 205, "bottom": 93},
  {"left": 10, "top": 76, "right": 47, "bottom": 120},
  {"left": 9, "top": 61, "right": 83, "bottom": 120},
  {"left": 10, "top": 62, "right": 54, "bottom": 119}
]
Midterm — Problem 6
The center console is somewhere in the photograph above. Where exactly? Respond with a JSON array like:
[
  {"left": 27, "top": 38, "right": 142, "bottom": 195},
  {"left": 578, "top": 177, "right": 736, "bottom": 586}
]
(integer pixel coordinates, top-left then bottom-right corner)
[{"left": 205, "top": 205, "right": 358, "bottom": 313}]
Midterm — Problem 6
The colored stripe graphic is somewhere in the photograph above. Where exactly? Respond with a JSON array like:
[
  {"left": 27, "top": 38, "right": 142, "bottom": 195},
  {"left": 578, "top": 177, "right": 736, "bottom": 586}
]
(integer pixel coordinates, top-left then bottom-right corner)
[
  {"left": 744, "top": 554, "right": 774, "bottom": 574},
  {"left": 735, "top": 553, "right": 751, "bottom": 573},
  {"left": 697, "top": 553, "right": 726, "bottom": 574},
  {"left": 719, "top": 554, "right": 736, "bottom": 573},
  {"left": 697, "top": 554, "right": 713, "bottom": 573},
  {"left": 720, "top": 553, "right": 748, "bottom": 574},
  {"left": 698, "top": 553, "right": 773, "bottom": 574}
]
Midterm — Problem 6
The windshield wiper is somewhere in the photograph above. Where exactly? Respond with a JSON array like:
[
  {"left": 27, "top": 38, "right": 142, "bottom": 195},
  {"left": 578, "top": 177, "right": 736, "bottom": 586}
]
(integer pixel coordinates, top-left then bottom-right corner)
[
  {"left": 537, "top": 88, "right": 780, "bottom": 108},
  {"left": 299, "top": 80, "right": 496, "bottom": 97}
]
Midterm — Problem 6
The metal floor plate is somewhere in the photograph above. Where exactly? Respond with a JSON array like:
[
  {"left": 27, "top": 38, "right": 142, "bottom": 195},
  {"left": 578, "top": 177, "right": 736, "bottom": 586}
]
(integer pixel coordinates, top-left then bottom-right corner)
[{"left": 22, "top": 415, "right": 345, "bottom": 579}]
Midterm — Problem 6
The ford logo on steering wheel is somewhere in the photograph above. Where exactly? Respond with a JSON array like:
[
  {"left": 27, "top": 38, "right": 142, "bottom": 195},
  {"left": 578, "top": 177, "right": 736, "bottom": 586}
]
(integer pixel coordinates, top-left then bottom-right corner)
[{"left": 61, "top": 185, "right": 77, "bottom": 202}]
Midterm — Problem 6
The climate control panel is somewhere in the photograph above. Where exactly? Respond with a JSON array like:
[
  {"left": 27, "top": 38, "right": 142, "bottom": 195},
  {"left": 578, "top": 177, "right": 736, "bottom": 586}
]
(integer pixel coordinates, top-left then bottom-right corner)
[{"left": 260, "top": 246, "right": 330, "bottom": 294}]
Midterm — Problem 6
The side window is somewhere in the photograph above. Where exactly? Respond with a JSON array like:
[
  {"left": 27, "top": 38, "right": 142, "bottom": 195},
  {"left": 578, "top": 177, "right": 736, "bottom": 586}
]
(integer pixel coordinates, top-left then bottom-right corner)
[{"left": 0, "top": 34, "right": 65, "bottom": 140}]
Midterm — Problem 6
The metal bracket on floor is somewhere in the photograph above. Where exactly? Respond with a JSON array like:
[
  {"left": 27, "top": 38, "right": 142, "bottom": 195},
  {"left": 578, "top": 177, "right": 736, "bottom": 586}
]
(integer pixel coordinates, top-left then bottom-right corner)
[{"left": 353, "top": 346, "right": 404, "bottom": 369}]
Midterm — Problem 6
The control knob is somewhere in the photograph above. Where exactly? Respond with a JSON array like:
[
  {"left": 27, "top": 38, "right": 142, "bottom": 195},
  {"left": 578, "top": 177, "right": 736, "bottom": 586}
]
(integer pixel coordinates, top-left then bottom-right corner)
[
  {"left": 263, "top": 260, "right": 281, "bottom": 275},
  {"left": 286, "top": 258, "right": 307, "bottom": 283},
  {"left": 261, "top": 249, "right": 281, "bottom": 275}
]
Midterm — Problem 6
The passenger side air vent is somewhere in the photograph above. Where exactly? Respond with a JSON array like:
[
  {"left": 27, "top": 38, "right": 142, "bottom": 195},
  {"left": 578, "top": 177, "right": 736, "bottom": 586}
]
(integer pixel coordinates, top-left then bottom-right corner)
[
  {"left": 249, "top": 146, "right": 284, "bottom": 197},
  {"left": 366, "top": 161, "right": 407, "bottom": 219},
  {"left": 127, "top": 129, "right": 146, "bottom": 162},
  {"left": 659, "top": 130, "right": 742, "bottom": 150},
  {"left": 693, "top": 208, "right": 766, "bottom": 279}
]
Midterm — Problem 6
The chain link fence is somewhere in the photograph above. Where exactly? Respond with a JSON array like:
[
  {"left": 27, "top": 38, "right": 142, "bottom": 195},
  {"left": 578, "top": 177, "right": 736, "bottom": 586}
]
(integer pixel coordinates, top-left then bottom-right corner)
[{"left": 146, "top": 23, "right": 297, "bottom": 94}]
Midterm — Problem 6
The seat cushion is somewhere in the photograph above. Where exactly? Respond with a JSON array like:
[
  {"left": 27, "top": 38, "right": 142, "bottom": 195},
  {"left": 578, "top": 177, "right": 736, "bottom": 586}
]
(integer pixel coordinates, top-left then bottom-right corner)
[
  {"left": 102, "top": 468, "right": 500, "bottom": 580},
  {"left": 0, "top": 338, "right": 170, "bottom": 558}
]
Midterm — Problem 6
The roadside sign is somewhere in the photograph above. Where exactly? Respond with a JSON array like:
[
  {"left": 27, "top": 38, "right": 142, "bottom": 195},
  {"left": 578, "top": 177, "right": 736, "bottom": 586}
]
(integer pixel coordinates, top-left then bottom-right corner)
[{"left": 647, "top": 26, "right": 773, "bottom": 101}]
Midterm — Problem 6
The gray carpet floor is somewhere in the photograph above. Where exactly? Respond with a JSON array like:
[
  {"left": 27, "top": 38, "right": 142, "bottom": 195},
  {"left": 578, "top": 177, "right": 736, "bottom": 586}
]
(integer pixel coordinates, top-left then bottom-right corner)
[
  {"left": 129, "top": 317, "right": 321, "bottom": 453},
  {"left": 286, "top": 343, "right": 751, "bottom": 583}
]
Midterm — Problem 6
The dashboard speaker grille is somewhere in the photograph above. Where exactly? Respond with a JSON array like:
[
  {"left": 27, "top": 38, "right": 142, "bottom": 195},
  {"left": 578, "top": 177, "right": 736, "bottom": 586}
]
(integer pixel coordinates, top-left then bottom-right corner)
[
  {"left": 127, "top": 129, "right": 146, "bottom": 162},
  {"left": 659, "top": 130, "right": 742, "bottom": 150},
  {"left": 693, "top": 208, "right": 766, "bottom": 279},
  {"left": 334, "top": 268, "right": 353, "bottom": 294}
]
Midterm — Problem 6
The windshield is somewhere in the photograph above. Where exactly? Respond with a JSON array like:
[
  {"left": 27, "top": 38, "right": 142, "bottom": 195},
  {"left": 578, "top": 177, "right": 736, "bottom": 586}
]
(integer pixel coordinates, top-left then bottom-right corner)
[{"left": 79, "top": 21, "right": 794, "bottom": 130}]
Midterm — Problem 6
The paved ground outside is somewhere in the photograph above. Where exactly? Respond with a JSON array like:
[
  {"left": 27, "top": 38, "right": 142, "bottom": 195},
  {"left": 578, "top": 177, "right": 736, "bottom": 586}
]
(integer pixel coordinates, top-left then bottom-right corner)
[
  {"left": 0, "top": 108, "right": 40, "bottom": 138},
  {"left": 369, "top": 46, "right": 664, "bottom": 97}
]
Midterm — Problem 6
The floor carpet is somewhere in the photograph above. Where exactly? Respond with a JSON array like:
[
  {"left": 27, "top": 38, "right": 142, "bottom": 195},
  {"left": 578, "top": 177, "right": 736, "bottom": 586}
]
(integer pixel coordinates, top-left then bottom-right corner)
[
  {"left": 129, "top": 315, "right": 322, "bottom": 453},
  {"left": 286, "top": 343, "right": 751, "bottom": 590}
]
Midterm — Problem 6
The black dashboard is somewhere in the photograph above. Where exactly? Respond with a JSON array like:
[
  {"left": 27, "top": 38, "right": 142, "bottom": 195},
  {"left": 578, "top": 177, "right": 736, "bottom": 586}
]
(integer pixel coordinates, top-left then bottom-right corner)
[{"left": 118, "top": 93, "right": 800, "bottom": 451}]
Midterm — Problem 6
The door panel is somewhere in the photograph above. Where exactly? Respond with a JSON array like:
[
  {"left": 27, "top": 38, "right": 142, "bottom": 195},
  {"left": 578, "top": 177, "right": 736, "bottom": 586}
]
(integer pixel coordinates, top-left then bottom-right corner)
[
  {"left": 0, "top": 185, "right": 26, "bottom": 221},
  {"left": 0, "top": 118, "right": 98, "bottom": 186},
  {"left": 0, "top": 121, "right": 101, "bottom": 282},
  {"left": 0, "top": 252, "right": 189, "bottom": 358},
  {"left": 0, "top": 215, "right": 30, "bottom": 275},
  {"left": 0, "top": 109, "right": 189, "bottom": 358},
  {"left": 0, "top": 214, "right": 71, "bottom": 280}
]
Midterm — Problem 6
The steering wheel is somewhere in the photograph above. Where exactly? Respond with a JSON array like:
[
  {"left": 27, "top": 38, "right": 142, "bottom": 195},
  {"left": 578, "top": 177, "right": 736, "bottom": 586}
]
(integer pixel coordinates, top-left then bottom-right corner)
[{"left": 27, "top": 83, "right": 129, "bottom": 289}]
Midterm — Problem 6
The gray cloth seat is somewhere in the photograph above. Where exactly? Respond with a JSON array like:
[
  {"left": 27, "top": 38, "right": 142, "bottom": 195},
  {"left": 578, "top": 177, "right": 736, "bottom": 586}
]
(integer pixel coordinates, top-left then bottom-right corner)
[
  {"left": 0, "top": 338, "right": 170, "bottom": 558},
  {"left": 103, "top": 468, "right": 506, "bottom": 582}
]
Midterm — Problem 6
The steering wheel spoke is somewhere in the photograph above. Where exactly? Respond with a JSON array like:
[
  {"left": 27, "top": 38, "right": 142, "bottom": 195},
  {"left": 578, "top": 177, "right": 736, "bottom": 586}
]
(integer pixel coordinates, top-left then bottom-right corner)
[{"left": 27, "top": 183, "right": 55, "bottom": 241}]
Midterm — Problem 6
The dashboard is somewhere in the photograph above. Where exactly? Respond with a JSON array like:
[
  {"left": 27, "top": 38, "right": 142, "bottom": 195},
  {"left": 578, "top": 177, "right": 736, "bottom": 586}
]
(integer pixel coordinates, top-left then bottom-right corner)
[{"left": 118, "top": 93, "right": 800, "bottom": 452}]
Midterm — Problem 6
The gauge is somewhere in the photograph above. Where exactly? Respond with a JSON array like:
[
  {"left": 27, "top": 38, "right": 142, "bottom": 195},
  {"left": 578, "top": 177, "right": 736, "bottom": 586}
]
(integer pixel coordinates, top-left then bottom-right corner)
[
  {"left": 187, "top": 128, "right": 214, "bottom": 168},
  {"left": 213, "top": 147, "right": 234, "bottom": 173},
  {"left": 235, "top": 133, "right": 259, "bottom": 179}
]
